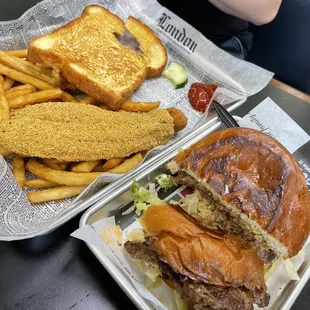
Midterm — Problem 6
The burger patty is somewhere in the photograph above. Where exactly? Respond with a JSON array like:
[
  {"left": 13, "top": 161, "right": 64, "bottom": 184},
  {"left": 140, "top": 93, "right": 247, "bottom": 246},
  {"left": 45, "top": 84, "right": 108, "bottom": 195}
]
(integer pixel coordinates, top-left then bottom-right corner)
[
  {"left": 124, "top": 241, "right": 269, "bottom": 310},
  {"left": 173, "top": 172, "right": 277, "bottom": 264}
]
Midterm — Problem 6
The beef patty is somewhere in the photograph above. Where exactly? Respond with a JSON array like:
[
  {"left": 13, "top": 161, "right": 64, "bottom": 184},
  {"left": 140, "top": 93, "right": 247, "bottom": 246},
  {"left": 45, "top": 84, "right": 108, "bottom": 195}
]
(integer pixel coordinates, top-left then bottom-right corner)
[
  {"left": 173, "top": 172, "right": 277, "bottom": 264},
  {"left": 124, "top": 241, "right": 269, "bottom": 310}
]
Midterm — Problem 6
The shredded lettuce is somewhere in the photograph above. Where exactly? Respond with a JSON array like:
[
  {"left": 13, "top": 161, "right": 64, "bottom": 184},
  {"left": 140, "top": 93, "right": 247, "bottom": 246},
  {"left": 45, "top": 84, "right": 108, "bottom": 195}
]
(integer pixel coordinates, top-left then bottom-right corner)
[
  {"left": 178, "top": 192, "right": 200, "bottom": 214},
  {"left": 131, "top": 179, "right": 140, "bottom": 195},
  {"left": 299, "top": 249, "right": 306, "bottom": 256},
  {"left": 156, "top": 174, "right": 173, "bottom": 190},
  {"left": 174, "top": 290, "right": 188, "bottom": 310},
  {"left": 148, "top": 277, "right": 162, "bottom": 292},
  {"left": 126, "top": 228, "right": 145, "bottom": 242},
  {"left": 130, "top": 179, "right": 164, "bottom": 216},
  {"left": 135, "top": 202, "right": 148, "bottom": 216},
  {"left": 283, "top": 259, "right": 300, "bottom": 281},
  {"left": 264, "top": 260, "right": 276, "bottom": 281},
  {"left": 145, "top": 268, "right": 161, "bottom": 283},
  {"left": 136, "top": 187, "right": 163, "bottom": 206},
  {"left": 148, "top": 182, "right": 156, "bottom": 195},
  {"left": 147, "top": 275, "right": 162, "bottom": 291},
  {"left": 136, "top": 261, "right": 149, "bottom": 271}
]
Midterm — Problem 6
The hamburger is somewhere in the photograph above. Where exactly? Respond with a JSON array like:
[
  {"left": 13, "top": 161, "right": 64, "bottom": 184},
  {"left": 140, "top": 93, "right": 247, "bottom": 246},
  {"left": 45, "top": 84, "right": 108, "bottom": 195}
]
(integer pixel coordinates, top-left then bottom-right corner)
[
  {"left": 167, "top": 127, "right": 310, "bottom": 263},
  {"left": 124, "top": 203, "right": 270, "bottom": 310}
]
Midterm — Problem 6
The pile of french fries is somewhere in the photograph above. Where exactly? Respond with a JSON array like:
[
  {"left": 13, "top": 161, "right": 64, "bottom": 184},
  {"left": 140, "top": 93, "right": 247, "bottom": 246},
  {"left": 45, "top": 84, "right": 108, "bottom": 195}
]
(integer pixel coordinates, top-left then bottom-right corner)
[{"left": 0, "top": 49, "right": 160, "bottom": 204}]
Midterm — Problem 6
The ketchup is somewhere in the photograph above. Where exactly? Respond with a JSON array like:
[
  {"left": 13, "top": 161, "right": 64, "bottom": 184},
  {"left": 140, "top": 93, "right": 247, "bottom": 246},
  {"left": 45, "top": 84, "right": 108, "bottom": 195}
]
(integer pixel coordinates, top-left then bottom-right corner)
[{"left": 188, "top": 83, "right": 218, "bottom": 113}]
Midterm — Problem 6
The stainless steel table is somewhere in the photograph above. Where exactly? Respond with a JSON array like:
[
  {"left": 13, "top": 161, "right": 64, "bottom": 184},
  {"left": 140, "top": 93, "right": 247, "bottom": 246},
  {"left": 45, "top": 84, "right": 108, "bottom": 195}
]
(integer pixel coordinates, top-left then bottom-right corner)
[{"left": 0, "top": 1, "right": 309, "bottom": 309}]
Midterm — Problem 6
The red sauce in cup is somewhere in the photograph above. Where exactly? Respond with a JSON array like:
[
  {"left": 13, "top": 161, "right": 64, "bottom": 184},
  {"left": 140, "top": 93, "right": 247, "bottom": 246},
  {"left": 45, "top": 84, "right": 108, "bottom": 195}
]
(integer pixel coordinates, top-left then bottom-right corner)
[{"left": 188, "top": 83, "right": 218, "bottom": 113}]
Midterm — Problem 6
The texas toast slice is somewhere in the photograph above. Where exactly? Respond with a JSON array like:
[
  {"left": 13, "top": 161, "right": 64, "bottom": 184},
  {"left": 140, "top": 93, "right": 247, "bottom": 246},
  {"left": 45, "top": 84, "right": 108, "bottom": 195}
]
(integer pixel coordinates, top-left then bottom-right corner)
[{"left": 28, "top": 6, "right": 167, "bottom": 110}]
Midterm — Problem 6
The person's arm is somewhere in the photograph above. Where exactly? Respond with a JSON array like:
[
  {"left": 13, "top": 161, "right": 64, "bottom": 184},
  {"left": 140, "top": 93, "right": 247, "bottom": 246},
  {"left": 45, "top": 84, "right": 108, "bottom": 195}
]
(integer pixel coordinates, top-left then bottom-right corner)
[{"left": 208, "top": 0, "right": 282, "bottom": 25}]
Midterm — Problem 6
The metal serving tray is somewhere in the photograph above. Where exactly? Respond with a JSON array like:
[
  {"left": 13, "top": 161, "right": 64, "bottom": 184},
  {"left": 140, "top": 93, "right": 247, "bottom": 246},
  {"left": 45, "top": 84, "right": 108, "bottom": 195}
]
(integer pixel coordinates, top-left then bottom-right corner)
[
  {"left": 41, "top": 99, "right": 245, "bottom": 236},
  {"left": 79, "top": 115, "right": 310, "bottom": 310}
]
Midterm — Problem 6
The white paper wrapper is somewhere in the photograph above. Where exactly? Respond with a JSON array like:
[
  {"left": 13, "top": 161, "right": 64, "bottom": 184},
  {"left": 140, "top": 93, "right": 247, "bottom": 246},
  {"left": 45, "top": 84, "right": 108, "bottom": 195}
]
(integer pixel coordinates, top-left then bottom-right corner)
[
  {"left": 73, "top": 218, "right": 178, "bottom": 310},
  {"left": 238, "top": 97, "right": 310, "bottom": 153},
  {"left": 72, "top": 98, "right": 310, "bottom": 309},
  {"left": 0, "top": 0, "right": 273, "bottom": 240}
]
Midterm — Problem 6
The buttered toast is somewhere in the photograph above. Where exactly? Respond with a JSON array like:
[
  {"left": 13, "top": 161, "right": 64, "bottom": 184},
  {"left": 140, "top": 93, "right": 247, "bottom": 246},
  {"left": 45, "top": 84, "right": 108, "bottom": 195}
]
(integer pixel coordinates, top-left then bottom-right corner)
[
  {"left": 28, "top": 6, "right": 167, "bottom": 110},
  {"left": 126, "top": 16, "right": 167, "bottom": 78}
]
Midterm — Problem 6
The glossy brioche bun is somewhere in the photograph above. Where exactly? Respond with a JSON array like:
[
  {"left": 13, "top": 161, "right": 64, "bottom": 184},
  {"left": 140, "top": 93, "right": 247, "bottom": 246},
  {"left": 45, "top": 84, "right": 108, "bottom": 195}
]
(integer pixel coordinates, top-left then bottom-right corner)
[
  {"left": 169, "top": 127, "right": 310, "bottom": 258},
  {"left": 140, "top": 204, "right": 266, "bottom": 291}
]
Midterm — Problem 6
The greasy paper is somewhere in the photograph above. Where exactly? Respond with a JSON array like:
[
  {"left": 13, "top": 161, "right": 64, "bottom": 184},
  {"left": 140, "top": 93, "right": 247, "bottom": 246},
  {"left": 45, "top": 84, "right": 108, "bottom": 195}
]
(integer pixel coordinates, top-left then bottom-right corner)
[{"left": 0, "top": 0, "right": 273, "bottom": 240}]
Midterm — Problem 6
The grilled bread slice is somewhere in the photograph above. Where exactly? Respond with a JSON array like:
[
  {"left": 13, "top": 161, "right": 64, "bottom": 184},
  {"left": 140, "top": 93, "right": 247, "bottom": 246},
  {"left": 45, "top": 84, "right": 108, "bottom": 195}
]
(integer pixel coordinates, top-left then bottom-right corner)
[
  {"left": 125, "top": 16, "right": 167, "bottom": 77},
  {"left": 28, "top": 6, "right": 167, "bottom": 110},
  {"left": 51, "top": 68, "right": 77, "bottom": 90}
]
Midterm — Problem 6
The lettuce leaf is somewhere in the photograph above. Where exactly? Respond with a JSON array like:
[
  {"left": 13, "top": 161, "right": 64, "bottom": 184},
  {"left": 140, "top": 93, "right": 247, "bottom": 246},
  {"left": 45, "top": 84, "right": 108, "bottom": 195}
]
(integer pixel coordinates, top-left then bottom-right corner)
[
  {"left": 136, "top": 187, "right": 163, "bottom": 206},
  {"left": 135, "top": 202, "right": 148, "bottom": 216},
  {"left": 130, "top": 179, "right": 164, "bottom": 216},
  {"left": 131, "top": 179, "right": 140, "bottom": 195},
  {"left": 264, "top": 260, "right": 276, "bottom": 281},
  {"left": 156, "top": 174, "right": 173, "bottom": 190},
  {"left": 174, "top": 290, "right": 188, "bottom": 310},
  {"left": 283, "top": 259, "right": 300, "bottom": 281}
]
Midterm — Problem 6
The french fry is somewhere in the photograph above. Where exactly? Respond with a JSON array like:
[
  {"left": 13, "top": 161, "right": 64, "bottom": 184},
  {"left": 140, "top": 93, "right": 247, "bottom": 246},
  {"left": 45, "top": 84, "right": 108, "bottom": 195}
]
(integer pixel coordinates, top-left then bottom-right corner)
[
  {"left": 26, "top": 160, "right": 103, "bottom": 186},
  {"left": 42, "top": 158, "right": 63, "bottom": 171},
  {"left": 48, "top": 159, "right": 70, "bottom": 164},
  {"left": 92, "top": 158, "right": 124, "bottom": 172},
  {"left": 13, "top": 154, "right": 25, "bottom": 188},
  {"left": 44, "top": 161, "right": 68, "bottom": 171},
  {"left": 59, "top": 163, "right": 69, "bottom": 171},
  {"left": 0, "top": 51, "right": 57, "bottom": 85},
  {"left": 25, "top": 179, "right": 58, "bottom": 189},
  {"left": 0, "top": 75, "right": 4, "bottom": 94},
  {"left": 121, "top": 100, "right": 160, "bottom": 112},
  {"left": 71, "top": 160, "right": 101, "bottom": 173},
  {"left": 3, "top": 76, "right": 15, "bottom": 91},
  {"left": 79, "top": 96, "right": 98, "bottom": 105},
  {"left": 5, "top": 49, "right": 28, "bottom": 58},
  {"left": 69, "top": 163, "right": 79, "bottom": 171},
  {"left": 0, "top": 147, "right": 11, "bottom": 156},
  {"left": 27, "top": 186, "right": 86, "bottom": 203},
  {"left": 0, "top": 75, "right": 10, "bottom": 121},
  {"left": 60, "top": 91, "right": 78, "bottom": 103},
  {"left": 0, "top": 96, "right": 10, "bottom": 120},
  {"left": 52, "top": 68, "right": 76, "bottom": 90},
  {"left": 98, "top": 103, "right": 112, "bottom": 110},
  {"left": 141, "top": 151, "right": 149, "bottom": 158},
  {"left": 0, "top": 63, "right": 53, "bottom": 90},
  {"left": 100, "top": 158, "right": 125, "bottom": 172},
  {"left": 9, "top": 88, "right": 63, "bottom": 109},
  {"left": 5, "top": 84, "right": 36, "bottom": 100},
  {"left": 108, "top": 153, "right": 143, "bottom": 174},
  {"left": 25, "top": 59, "right": 53, "bottom": 76}
]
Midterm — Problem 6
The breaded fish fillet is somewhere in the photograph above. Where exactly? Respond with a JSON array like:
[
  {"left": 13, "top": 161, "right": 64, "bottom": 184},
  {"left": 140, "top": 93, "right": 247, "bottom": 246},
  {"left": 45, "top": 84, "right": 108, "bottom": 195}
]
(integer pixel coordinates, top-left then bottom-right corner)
[{"left": 0, "top": 102, "right": 174, "bottom": 161}]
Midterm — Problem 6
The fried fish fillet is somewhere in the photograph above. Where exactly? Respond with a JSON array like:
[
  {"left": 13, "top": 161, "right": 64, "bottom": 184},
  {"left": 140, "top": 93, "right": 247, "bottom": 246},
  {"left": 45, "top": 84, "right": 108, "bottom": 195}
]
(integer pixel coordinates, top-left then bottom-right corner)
[{"left": 0, "top": 102, "right": 174, "bottom": 161}]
